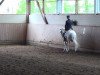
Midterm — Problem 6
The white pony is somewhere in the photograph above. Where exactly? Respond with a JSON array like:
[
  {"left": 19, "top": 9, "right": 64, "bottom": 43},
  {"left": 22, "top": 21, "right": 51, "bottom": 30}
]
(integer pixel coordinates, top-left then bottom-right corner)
[{"left": 60, "top": 29, "right": 79, "bottom": 52}]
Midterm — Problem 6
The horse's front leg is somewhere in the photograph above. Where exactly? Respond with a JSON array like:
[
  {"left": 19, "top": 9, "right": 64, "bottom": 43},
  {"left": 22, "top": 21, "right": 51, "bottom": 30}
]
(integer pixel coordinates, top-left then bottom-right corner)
[
  {"left": 63, "top": 41, "right": 66, "bottom": 51},
  {"left": 63, "top": 41, "right": 69, "bottom": 52}
]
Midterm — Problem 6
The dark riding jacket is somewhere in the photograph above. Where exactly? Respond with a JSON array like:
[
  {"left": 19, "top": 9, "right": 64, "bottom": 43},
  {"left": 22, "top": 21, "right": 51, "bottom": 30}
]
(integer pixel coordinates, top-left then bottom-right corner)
[{"left": 65, "top": 19, "right": 73, "bottom": 31}]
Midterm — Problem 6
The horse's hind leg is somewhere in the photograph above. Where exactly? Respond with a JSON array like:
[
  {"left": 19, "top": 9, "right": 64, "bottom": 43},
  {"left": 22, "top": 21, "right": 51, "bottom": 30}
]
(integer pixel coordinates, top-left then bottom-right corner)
[{"left": 67, "top": 40, "right": 70, "bottom": 52}]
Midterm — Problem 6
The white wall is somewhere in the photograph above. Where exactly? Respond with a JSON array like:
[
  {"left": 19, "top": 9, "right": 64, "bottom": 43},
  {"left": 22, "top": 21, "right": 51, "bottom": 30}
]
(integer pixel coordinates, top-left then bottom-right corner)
[
  {"left": 29, "top": 14, "right": 100, "bottom": 26},
  {"left": 0, "top": 15, "right": 26, "bottom": 23}
]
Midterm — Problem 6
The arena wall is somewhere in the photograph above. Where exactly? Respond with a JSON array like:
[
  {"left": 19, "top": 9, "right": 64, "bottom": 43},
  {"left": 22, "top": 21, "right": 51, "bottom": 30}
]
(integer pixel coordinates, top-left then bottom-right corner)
[
  {"left": 27, "top": 14, "right": 100, "bottom": 52},
  {"left": 0, "top": 15, "right": 27, "bottom": 44},
  {"left": 0, "top": 14, "right": 100, "bottom": 52}
]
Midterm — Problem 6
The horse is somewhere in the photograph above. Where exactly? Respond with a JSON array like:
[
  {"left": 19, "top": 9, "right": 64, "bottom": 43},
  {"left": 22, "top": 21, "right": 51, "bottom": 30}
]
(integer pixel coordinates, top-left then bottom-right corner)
[{"left": 60, "top": 29, "right": 79, "bottom": 52}]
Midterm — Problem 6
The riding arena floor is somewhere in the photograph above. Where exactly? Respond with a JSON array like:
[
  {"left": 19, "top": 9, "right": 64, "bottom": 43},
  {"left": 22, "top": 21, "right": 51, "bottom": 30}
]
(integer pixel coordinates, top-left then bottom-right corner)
[{"left": 0, "top": 45, "right": 100, "bottom": 75}]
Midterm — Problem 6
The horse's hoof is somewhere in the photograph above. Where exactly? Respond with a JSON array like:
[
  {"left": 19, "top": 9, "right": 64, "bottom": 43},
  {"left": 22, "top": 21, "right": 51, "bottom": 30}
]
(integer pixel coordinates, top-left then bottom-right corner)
[
  {"left": 63, "top": 49, "right": 69, "bottom": 52},
  {"left": 65, "top": 49, "right": 69, "bottom": 52},
  {"left": 63, "top": 49, "right": 66, "bottom": 52},
  {"left": 63, "top": 48, "right": 66, "bottom": 51}
]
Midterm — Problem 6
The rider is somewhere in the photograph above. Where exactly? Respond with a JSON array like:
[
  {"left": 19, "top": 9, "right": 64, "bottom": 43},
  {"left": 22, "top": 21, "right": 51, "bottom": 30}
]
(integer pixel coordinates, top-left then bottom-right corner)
[
  {"left": 63, "top": 15, "right": 73, "bottom": 41},
  {"left": 65, "top": 15, "right": 73, "bottom": 31}
]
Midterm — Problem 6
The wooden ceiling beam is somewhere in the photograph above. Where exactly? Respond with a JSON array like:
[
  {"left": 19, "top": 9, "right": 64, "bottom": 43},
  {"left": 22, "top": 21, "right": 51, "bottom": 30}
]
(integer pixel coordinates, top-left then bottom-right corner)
[
  {"left": 35, "top": 0, "right": 48, "bottom": 24},
  {"left": 26, "top": 0, "right": 31, "bottom": 23},
  {"left": 0, "top": 0, "right": 4, "bottom": 5}
]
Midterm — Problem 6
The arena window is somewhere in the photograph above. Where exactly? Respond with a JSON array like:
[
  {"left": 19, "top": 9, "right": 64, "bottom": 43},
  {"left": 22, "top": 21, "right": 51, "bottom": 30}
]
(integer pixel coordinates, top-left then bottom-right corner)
[{"left": 0, "top": 0, "right": 26, "bottom": 14}]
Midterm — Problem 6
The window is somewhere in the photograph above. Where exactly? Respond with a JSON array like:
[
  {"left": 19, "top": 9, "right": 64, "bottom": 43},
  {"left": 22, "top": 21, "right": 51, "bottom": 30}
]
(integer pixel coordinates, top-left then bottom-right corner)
[
  {"left": 95, "top": 0, "right": 100, "bottom": 14},
  {"left": 30, "top": 0, "right": 99, "bottom": 14},
  {"left": 16, "top": 0, "right": 26, "bottom": 14},
  {"left": 31, "top": 0, "right": 56, "bottom": 14},
  {"left": 30, "top": 0, "right": 96, "bottom": 14},
  {"left": 78, "top": 0, "right": 94, "bottom": 14},
  {"left": 62, "top": 0, "right": 75, "bottom": 14},
  {"left": 0, "top": 0, "right": 98, "bottom": 14},
  {"left": 31, "top": 1, "right": 43, "bottom": 14},
  {"left": 0, "top": 0, "right": 26, "bottom": 14},
  {"left": 45, "top": 0, "right": 56, "bottom": 14},
  {"left": 61, "top": 0, "right": 94, "bottom": 14}
]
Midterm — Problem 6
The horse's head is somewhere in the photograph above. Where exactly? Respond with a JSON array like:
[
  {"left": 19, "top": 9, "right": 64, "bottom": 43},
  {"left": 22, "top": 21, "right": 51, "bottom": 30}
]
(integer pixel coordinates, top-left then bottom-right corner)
[
  {"left": 60, "top": 28, "right": 65, "bottom": 37},
  {"left": 60, "top": 29, "right": 65, "bottom": 33}
]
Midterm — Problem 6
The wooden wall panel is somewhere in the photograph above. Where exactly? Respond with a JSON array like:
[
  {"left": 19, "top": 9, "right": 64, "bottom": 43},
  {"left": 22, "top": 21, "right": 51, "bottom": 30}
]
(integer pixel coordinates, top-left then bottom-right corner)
[{"left": 0, "top": 23, "right": 27, "bottom": 44}]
